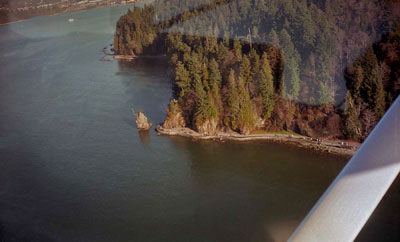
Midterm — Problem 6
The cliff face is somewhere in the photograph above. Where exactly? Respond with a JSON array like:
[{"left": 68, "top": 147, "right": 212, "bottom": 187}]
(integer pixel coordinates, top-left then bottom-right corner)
[
  {"left": 162, "top": 100, "right": 186, "bottom": 129},
  {"left": 195, "top": 118, "right": 218, "bottom": 135}
]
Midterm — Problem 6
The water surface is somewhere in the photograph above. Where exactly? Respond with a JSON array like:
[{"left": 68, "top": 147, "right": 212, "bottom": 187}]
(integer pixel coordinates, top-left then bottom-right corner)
[{"left": 0, "top": 4, "right": 398, "bottom": 242}]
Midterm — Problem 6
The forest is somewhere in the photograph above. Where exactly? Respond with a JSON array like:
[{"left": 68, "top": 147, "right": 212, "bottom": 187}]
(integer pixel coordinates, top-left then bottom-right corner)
[{"left": 113, "top": 0, "right": 400, "bottom": 141}]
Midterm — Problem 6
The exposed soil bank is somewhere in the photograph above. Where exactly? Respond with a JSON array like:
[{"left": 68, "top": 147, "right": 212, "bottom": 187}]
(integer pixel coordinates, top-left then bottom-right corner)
[{"left": 156, "top": 125, "right": 360, "bottom": 157}]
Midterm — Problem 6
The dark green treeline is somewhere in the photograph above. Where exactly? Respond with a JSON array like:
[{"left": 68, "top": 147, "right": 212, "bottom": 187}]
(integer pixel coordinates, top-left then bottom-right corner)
[{"left": 114, "top": 0, "right": 399, "bottom": 140}]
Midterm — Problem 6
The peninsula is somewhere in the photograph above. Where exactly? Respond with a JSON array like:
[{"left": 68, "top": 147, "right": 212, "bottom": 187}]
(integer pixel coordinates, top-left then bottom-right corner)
[{"left": 113, "top": 0, "right": 400, "bottom": 154}]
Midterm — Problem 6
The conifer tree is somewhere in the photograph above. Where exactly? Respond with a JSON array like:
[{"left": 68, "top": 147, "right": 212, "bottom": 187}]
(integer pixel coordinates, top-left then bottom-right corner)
[
  {"left": 237, "top": 76, "right": 256, "bottom": 133},
  {"left": 258, "top": 53, "right": 275, "bottom": 119},
  {"left": 374, "top": 77, "right": 386, "bottom": 119},
  {"left": 344, "top": 91, "right": 362, "bottom": 141},
  {"left": 285, "top": 57, "right": 300, "bottom": 100},
  {"left": 208, "top": 58, "right": 222, "bottom": 87},
  {"left": 345, "top": 64, "right": 363, "bottom": 103},
  {"left": 279, "top": 28, "right": 295, "bottom": 57},
  {"left": 233, "top": 39, "right": 243, "bottom": 62},
  {"left": 316, "top": 80, "right": 333, "bottom": 105},
  {"left": 175, "top": 61, "right": 191, "bottom": 97},
  {"left": 227, "top": 69, "right": 240, "bottom": 130},
  {"left": 248, "top": 48, "right": 260, "bottom": 79},
  {"left": 187, "top": 52, "right": 203, "bottom": 93},
  {"left": 195, "top": 90, "right": 218, "bottom": 125},
  {"left": 239, "top": 55, "right": 252, "bottom": 89},
  {"left": 201, "top": 63, "right": 210, "bottom": 92},
  {"left": 268, "top": 29, "right": 280, "bottom": 47},
  {"left": 359, "top": 47, "right": 379, "bottom": 105},
  {"left": 359, "top": 47, "right": 386, "bottom": 118},
  {"left": 210, "top": 78, "right": 223, "bottom": 114}
]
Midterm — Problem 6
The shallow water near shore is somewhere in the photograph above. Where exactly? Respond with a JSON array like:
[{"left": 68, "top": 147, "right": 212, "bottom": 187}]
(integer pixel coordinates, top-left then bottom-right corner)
[{"left": 0, "top": 4, "right": 398, "bottom": 242}]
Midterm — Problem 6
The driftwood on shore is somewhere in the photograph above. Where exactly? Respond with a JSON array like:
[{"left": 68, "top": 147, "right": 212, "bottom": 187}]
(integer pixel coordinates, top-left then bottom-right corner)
[{"left": 155, "top": 125, "right": 359, "bottom": 157}]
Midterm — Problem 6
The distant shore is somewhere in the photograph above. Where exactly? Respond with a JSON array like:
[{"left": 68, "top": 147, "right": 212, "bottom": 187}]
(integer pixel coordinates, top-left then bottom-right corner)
[
  {"left": 156, "top": 125, "right": 359, "bottom": 157},
  {"left": 0, "top": 0, "right": 153, "bottom": 26}
]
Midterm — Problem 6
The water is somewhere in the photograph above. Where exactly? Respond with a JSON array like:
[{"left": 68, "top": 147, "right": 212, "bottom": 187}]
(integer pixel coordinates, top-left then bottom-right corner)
[{"left": 0, "top": 4, "right": 398, "bottom": 242}]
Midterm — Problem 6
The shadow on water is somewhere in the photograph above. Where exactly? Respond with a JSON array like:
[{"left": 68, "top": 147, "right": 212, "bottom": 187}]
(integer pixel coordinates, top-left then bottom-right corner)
[
  {"left": 356, "top": 174, "right": 400, "bottom": 241},
  {"left": 0, "top": 221, "right": 3, "bottom": 242},
  {"left": 168, "top": 136, "right": 348, "bottom": 241},
  {"left": 168, "top": 135, "right": 400, "bottom": 241}
]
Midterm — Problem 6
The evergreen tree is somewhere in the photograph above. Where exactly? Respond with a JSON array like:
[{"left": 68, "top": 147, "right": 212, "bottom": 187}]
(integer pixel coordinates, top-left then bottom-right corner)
[
  {"left": 252, "top": 26, "right": 259, "bottom": 38},
  {"left": 208, "top": 58, "right": 222, "bottom": 87},
  {"left": 187, "top": 52, "right": 203, "bottom": 94},
  {"left": 248, "top": 48, "right": 260, "bottom": 79},
  {"left": 358, "top": 47, "right": 386, "bottom": 118},
  {"left": 359, "top": 47, "right": 379, "bottom": 105},
  {"left": 344, "top": 91, "right": 362, "bottom": 141},
  {"left": 175, "top": 61, "right": 191, "bottom": 98},
  {"left": 201, "top": 63, "right": 210, "bottom": 92},
  {"left": 210, "top": 78, "right": 223, "bottom": 114},
  {"left": 237, "top": 75, "right": 256, "bottom": 133},
  {"left": 374, "top": 77, "right": 386, "bottom": 119},
  {"left": 233, "top": 39, "right": 243, "bottom": 62},
  {"left": 279, "top": 28, "right": 300, "bottom": 100},
  {"left": 239, "top": 55, "right": 252, "bottom": 89},
  {"left": 227, "top": 69, "right": 240, "bottom": 130},
  {"left": 316, "top": 80, "right": 334, "bottom": 105},
  {"left": 279, "top": 28, "right": 295, "bottom": 57},
  {"left": 195, "top": 90, "right": 218, "bottom": 125},
  {"left": 285, "top": 57, "right": 300, "bottom": 100},
  {"left": 345, "top": 64, "right": 363, "bottom": 103},
  {"left": 268, "top": 29, "right": 280, "bottom": 47},
  {"left": 258, "top": 53, "right": 275, "bottom": 119}
]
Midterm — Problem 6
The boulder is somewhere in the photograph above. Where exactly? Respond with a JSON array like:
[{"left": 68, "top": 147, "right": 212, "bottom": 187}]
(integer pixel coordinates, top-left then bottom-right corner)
[{"left": 136, "top": 112, "right": 152, "bottom": 131}]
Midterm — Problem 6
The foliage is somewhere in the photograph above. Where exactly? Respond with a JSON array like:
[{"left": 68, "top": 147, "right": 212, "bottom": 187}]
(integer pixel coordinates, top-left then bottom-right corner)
[{"left": 114, "top": 0, "right": 400, "bottom": 138}]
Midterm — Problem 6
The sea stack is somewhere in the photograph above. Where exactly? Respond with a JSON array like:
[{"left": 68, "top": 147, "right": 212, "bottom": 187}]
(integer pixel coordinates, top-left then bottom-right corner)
[{"left": 136, "top": 111, "right": 152, "bottom": 131}]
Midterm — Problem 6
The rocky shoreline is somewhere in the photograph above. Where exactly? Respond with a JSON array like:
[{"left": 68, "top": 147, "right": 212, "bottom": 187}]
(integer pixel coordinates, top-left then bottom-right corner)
[
  {"left": 155, "top": 125, "right": 359, "bottom": 157},
  {"left": 113, "top": 55, "right": 136, "bottom": 60}
]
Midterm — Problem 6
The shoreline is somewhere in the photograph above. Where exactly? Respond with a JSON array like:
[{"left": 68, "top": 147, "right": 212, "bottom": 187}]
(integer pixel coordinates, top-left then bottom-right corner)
[
  {"left": 0, "top": 19, "right": 28, "bottom": 27},
  {"left": 0, "top": 1, "right": 153, "bottom": 26},
  {"left": 113, "top": 55, "right": 136, "bottom": 60},
  {"left": 155, "top": 125, "right": 359, "bottom": 157}
]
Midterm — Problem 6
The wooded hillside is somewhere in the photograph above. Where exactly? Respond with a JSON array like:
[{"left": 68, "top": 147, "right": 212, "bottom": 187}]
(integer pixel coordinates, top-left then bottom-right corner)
[{"left": 113, "top": 0, "right": 400, "bottom": 140}]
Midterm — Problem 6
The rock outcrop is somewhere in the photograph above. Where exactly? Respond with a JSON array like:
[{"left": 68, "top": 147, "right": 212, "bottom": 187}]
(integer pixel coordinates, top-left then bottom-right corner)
[
  {"left": 195, "top": 118, "right": 218, "bottom": 135},
  {"left": 136, "top": 111, "right": 152, "bottom": 131},
  {"left": 162, "top": 99, "right": 186, "bottom": 129}
]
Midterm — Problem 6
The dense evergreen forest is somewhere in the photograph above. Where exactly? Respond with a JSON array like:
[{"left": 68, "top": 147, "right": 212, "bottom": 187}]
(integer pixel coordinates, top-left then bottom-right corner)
[{"left": 113, "top": 0, "right": 400, "bottom": 140}]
